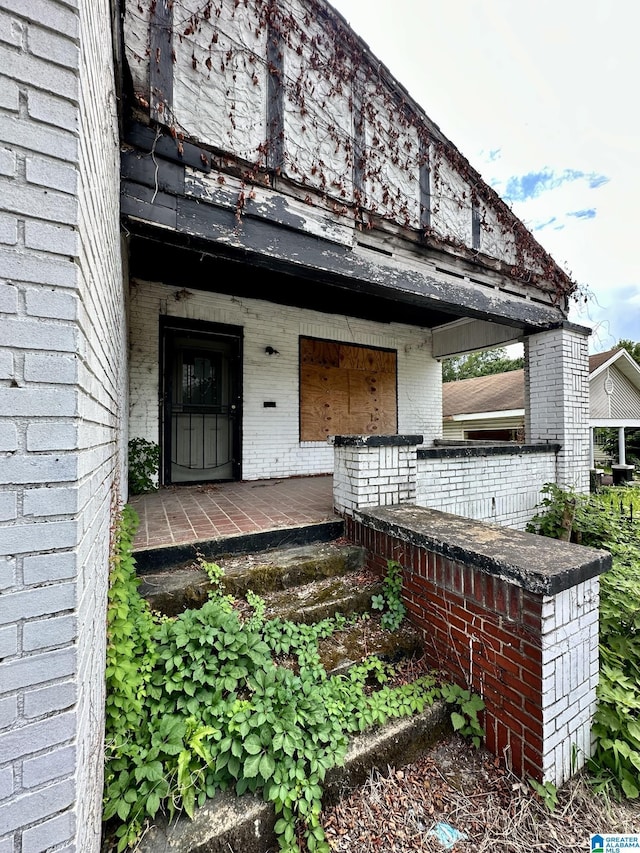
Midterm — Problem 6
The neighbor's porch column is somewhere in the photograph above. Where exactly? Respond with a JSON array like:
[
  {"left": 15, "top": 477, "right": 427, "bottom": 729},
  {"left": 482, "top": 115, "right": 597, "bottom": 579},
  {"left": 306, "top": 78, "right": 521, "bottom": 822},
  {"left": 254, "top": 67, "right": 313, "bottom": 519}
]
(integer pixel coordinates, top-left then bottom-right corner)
[
  {"left": 524, "top": 323, "right": 590, "bottom": 493},
  {"left": 618, "top": 426, "right": 626, "bottom": 465}
]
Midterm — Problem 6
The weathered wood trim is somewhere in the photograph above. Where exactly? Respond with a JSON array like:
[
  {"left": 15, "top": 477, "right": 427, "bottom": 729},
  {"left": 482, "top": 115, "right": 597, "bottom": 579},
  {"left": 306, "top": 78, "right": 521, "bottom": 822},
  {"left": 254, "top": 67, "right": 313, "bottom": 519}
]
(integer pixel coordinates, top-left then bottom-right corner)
[
  {"left": 149, "top": 0, "right": 173, "bottom": 123},
  {"left": 266, "top": 0, "right": 285, "bottom": 172},
  {"left": 352, "top": 71, "right": 366, "bottom": 199},
  {"left": 419, "top": 137, "right": 431, "bottom": 230},
  {"left": 124, "top": 124, "right": 211, "bottom": 173},
  {"left": 121, "top": 175, "right": 568, "bottom": 331},
  {"left": 121, "top": 149, "right": 185, "bottom": 196},
  {"left": 471, "top": 201, "right": 481, "bottom": 249}
]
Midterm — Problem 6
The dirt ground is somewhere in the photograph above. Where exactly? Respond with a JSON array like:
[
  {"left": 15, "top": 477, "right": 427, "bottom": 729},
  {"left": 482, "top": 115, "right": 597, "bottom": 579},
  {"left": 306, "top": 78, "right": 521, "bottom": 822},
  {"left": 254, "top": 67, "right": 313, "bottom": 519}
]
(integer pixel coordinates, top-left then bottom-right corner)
[{"left": 321, "top": 734, "right": 640, "bottom": 853}]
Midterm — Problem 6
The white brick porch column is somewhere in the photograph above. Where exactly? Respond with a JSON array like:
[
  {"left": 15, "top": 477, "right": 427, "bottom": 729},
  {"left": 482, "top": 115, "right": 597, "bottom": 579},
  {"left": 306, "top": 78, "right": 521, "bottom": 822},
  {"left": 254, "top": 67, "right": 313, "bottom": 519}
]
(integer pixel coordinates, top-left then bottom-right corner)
[
  {"left": 331, "top": 435, "right": 422, "bottom": 516},
  {"left": 524, "top": 323, "right": 590, "bottom": 493},
  {"left": 541, "top": 578, "right": 601, "bottom": 785}
]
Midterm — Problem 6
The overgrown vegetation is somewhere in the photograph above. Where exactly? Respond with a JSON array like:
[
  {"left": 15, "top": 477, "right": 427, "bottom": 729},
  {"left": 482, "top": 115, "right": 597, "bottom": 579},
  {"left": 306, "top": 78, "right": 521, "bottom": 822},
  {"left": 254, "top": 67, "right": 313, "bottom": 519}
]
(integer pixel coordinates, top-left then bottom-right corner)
[
  {"left": 441, "top": 347, "right": 524, "bottom": 383},
  {"left": 528, "top": 482, "right": 640, "bottom": 799},
  {"left": 104, "top": 511, "right": 484, "bottom": 852},
  {"left": 127, "top": 437, "right": 160, "bottom": 495}
]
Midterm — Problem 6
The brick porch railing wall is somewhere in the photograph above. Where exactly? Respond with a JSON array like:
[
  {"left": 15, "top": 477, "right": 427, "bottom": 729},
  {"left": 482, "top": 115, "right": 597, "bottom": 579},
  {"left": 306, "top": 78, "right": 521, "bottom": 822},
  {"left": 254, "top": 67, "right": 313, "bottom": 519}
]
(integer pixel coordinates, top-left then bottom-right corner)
[
  {"left": 344, "top": 505, "right": 609, "bottom": 785},
  {"left": 331, "top": 435, "right": 422, "bottom": 515},
  {"left": 332, "top": 435, "right": 559, "bottom": 530},
  {"left": 332, "top": 435, "right": 609, "bottom": 784}
]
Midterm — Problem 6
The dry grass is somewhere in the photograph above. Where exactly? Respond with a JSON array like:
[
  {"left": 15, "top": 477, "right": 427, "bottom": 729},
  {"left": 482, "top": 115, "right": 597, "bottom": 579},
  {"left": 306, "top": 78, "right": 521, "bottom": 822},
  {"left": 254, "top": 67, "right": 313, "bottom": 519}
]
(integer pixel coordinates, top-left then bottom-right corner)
[{"left": 322, "top": 735, "right": 640, "bottom": 853}]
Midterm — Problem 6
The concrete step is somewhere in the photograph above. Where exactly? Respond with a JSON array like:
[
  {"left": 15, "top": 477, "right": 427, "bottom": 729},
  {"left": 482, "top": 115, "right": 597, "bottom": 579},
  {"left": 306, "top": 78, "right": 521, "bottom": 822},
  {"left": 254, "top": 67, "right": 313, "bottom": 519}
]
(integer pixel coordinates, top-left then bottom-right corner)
[
  {"left": 133, "top": 519, "right": 345, "bottom": 573},
  {"left": 138, "top": 541, "right": 367, "bottom": 617},
  {"left": 133, "top": 700, "right": 451, "bottom": 853},
  {"left": 125, "top": 538, "right": 451, "bottom": 853}
]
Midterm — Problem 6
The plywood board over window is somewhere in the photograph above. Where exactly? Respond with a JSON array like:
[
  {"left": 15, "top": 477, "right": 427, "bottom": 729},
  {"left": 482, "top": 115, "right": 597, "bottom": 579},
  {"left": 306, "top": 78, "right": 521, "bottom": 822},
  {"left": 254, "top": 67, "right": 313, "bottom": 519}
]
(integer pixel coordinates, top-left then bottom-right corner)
[{"left": 300, "top": 337, "right": 398, "bottom": 441}]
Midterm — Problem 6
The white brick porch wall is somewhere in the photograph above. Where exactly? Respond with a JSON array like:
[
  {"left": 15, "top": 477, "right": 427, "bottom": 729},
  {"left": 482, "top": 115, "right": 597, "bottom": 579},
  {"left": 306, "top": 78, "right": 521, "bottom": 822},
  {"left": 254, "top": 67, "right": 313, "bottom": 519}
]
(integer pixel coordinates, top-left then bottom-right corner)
[
  {"left": 128, "top": 280, "right": 441, "bottom": 480},
  {"left": 0, "top": 1, "right": 124, "bottom": 850},
  {"left": 333, "top": 439, "right": 419, "bottom": 515},
  {"left": 416, "top": 450, "right": 558, "bottom": 530}
]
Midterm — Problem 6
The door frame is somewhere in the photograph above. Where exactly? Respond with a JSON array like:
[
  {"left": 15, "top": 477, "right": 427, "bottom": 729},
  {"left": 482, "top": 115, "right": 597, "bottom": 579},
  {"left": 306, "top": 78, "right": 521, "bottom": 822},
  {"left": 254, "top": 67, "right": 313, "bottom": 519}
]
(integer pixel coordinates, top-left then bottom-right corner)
[{"left": 159, "top": 316, "right": 243, "bottom": 484}]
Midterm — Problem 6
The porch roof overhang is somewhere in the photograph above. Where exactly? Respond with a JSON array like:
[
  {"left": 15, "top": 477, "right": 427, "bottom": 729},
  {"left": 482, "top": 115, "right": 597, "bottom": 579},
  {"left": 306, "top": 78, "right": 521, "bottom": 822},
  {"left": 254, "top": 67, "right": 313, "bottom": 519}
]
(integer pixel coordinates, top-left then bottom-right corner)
[
  {"left": 591, "top": 419, "right": 640, "bottom": 429},
  {"left": 121, "top": 129, "right": 568, "bottom": 338}
]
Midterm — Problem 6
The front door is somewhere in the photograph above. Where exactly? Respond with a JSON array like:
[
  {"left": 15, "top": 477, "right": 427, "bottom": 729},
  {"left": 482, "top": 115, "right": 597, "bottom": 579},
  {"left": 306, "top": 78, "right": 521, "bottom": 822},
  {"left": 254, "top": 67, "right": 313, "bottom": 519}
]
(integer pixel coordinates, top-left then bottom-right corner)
[{"left": 161, "top": 319, "right": 242, "bottom": 484}]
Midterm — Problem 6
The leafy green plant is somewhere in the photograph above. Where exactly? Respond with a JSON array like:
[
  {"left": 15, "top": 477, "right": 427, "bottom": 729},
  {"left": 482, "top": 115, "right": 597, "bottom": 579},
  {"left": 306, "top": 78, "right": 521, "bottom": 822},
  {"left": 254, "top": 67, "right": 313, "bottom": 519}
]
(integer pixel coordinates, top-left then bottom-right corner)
[
  {"left": 528, "top": 778, "right": 558, "bottom": 811},
  {"left": 528, "top": 483, "right": 640, "bottom": 800},
  {"left": 371, "top": 559, "right": 406, "bottom": 631},
  {"left": 439, "top": 683, "right": 485, "bottom": 748},
  {"left": 526, "top": 482, "right": 618, "bottom": 548},
  {"left": 128, "top": 437, "right": 160, "bottom": 495},
  {"left": 103, "top": 511, "right": 485, "bottom": 852}
]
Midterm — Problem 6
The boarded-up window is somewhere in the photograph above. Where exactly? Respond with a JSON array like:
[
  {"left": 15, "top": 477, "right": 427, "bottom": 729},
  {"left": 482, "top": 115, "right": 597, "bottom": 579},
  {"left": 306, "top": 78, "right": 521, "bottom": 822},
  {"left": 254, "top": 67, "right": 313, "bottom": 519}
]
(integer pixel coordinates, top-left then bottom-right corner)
[{"left": 299, "top": 337, "right": 397, "bottom": 441}]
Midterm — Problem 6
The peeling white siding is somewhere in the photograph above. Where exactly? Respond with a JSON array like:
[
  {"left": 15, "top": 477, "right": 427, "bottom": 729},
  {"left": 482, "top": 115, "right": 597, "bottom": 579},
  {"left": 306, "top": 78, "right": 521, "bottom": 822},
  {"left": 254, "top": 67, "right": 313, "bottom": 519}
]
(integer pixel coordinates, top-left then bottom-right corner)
[
  {"left": 430, "top": 153, "right": 472, "bottom": 247},
  {"left": 283, "top": 7, "right": 354, "bottom": 197},
  {"left": 173, "top": 0, "right": 267, "bottom": 159},
  {"left": 124, "top": 0, "right": 151, "bottom": 96},
  {"left": 362, "top": 87, "right": 420, "bottom": 227}
]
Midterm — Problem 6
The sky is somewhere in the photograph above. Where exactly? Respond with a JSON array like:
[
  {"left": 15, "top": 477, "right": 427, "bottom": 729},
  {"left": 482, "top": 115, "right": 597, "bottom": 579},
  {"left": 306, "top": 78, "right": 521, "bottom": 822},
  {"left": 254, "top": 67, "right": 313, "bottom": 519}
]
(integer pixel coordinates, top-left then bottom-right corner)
[{"left": 329, "top": 0, "right": 640, "bottom": 353}]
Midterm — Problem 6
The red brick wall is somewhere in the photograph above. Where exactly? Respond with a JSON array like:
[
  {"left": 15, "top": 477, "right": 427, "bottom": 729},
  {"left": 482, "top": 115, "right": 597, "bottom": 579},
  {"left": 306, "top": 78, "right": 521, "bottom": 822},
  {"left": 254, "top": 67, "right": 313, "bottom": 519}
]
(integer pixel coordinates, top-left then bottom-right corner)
[{"left": 345, "top": 516, "right": 545, "bottom": 780}]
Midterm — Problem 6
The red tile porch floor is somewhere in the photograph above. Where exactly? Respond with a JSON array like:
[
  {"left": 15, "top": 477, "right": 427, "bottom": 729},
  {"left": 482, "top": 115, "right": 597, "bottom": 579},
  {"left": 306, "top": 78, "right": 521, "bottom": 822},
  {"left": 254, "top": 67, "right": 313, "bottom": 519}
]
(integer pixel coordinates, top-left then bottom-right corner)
[{"left": 128, "top": 475, "right": 337, "bottom": 553}]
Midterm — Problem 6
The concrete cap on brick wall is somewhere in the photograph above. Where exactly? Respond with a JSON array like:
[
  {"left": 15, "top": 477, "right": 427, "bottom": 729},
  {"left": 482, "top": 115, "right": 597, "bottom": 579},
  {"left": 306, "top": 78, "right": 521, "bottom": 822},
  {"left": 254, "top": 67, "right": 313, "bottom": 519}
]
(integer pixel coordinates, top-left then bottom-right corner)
[
  {"left": 329, "top": 435, "right": 423, "bottom": 447},
  {"left": 355, "top": 504, "right": 611, "bottom": 595}
]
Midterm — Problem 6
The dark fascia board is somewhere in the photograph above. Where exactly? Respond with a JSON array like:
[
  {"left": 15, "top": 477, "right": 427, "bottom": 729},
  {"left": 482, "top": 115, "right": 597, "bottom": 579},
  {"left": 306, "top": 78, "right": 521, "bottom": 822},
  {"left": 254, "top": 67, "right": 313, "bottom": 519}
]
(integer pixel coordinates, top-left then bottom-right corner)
[{"left": 122, "top": 181, "right": 566, "bottom": 333}]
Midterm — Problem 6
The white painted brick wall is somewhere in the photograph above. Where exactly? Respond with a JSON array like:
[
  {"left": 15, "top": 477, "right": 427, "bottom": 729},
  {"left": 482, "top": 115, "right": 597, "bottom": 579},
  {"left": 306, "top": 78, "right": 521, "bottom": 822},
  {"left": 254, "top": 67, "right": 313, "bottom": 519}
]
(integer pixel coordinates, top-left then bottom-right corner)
[
  {"left": 333, "top": 442, "right": 419, "bottom": 515},
  {"left": 525, "top": 327, "right": 590, "bottom": 493},
  {"left": 0, "top": 1, "right": 124, "bottom": 851},
  {"left": 416, "top": 451, "right": 558, "bottom": 529},
  {"left": 128, "top": 280, "right": 440, "bottom": 481},
  {"left": 540, "top": 578, "right": 600, "bottom": 785}
]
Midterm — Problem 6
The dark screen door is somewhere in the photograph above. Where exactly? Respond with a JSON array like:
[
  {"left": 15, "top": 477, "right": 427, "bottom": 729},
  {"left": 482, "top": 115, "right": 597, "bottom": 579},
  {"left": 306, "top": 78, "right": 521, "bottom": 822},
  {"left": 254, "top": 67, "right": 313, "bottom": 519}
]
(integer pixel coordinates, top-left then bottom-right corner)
[{"left": 162, "top": 322, "right": 241, "bottom": 483}]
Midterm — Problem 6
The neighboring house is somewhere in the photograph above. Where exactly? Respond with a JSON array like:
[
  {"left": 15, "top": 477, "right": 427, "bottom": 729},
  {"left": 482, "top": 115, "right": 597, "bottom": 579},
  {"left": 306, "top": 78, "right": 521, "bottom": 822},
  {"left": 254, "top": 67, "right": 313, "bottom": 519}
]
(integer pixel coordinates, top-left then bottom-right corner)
[
  {"left": 442, "top": 368, "right": 526, "bottom": 443},
  {"left": 0, "top": 0, "right": 593, "bottom": 849},
  {"left": 442, "top": 347, "right": 640, "bottom": 467}
]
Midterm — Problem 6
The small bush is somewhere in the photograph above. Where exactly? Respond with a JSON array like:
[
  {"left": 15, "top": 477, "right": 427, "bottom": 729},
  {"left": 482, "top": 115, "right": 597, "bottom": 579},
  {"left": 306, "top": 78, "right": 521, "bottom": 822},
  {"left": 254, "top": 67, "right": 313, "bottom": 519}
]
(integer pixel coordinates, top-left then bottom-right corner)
[{"left": 128, "top": 438, "right": 160, "bottom": 495}]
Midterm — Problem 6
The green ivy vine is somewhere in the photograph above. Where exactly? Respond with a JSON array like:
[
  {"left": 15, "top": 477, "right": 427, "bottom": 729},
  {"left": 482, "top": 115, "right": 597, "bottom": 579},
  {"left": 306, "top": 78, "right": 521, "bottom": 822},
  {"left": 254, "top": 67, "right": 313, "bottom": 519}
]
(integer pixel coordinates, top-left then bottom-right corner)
[{"left": 103, "top": 507, "right": 485, "bottom": 852}]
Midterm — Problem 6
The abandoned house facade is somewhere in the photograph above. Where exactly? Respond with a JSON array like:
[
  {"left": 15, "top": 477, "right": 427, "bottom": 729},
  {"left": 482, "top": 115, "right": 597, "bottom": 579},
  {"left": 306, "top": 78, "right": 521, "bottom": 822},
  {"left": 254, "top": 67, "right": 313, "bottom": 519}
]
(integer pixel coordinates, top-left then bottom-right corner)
[{"left": 0, "top": 0, "right": 597, "bottom": 849}]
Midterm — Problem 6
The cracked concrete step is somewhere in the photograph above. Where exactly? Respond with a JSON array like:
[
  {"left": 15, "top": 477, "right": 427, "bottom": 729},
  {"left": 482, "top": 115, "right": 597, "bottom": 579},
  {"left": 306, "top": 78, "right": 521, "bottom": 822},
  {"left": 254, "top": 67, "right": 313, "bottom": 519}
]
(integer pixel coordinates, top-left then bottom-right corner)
[
  {"left": 247, "top": 569, "right": 381, "bottom": 625},
  {"left": 316, "top": 614, "right": 424, "bottom": 676},
  {"left": 138, "top": 541, "right": 367, "bottom": 617},
  {"left": 133, "top": 700, "right": 452, "bottom": 853}
]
